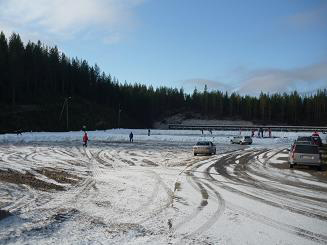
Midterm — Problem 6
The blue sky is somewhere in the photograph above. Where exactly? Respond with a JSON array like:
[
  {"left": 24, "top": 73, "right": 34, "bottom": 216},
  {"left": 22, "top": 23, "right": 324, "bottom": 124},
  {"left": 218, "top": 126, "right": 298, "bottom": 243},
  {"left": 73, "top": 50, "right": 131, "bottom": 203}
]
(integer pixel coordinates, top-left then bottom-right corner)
[{"left": 0, "top": 0, "right": 326, "bottom": 94}]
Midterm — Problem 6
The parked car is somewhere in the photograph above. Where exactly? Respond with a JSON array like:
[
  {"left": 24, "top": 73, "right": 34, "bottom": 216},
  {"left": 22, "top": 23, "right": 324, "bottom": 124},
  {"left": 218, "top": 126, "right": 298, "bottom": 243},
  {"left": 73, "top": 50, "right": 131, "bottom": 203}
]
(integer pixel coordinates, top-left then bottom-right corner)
[
  {"left": 296, "top": 136, "right": 313, "bottom": 143},
  {"left": 294, "top": 140, "right": 312, "bottom": 144},
  {"left": 193, "top": 141, "right": 216, "bottom": 156},
  {"left": 295, "top": 135, "right": 322, "bottom": 147},
  {"left": 230, "top": 136, "right": 252, "bottom": 145},
  {"left": 292, "top": 140, "right": 313, "bottom": 147},
  {"left": 288, "top": 144, "right": 322, "bottom": 170}
]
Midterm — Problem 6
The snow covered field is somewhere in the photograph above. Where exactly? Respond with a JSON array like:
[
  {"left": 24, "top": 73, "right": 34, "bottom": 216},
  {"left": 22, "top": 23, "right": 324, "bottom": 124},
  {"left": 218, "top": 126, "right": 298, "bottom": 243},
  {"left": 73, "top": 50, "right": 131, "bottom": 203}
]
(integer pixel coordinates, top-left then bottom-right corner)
[{"left": 0, "top": 129, "right": 327, "bottom": 244}]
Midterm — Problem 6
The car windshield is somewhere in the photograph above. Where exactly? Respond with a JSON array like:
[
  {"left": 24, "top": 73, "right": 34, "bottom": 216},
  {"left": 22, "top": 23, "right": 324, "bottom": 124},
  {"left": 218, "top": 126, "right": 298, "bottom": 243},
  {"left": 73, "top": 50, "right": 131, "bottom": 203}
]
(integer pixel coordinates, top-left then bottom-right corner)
[
  {"left": 196, "top": 141, "right": 210, "bottom": 146},
  {"left": 294, "top": 145, "right": 319, "bottom": 154},
  {"left": 244, "top": 136, "right": 251, "bottom": 139}
]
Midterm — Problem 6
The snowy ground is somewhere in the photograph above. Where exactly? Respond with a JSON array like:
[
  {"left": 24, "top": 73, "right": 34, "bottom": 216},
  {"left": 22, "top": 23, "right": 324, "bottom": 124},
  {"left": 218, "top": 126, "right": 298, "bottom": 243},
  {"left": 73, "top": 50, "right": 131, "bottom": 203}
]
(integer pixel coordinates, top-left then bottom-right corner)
[{"left": 0, "top": 129, "right": 327, "bottom": 244}]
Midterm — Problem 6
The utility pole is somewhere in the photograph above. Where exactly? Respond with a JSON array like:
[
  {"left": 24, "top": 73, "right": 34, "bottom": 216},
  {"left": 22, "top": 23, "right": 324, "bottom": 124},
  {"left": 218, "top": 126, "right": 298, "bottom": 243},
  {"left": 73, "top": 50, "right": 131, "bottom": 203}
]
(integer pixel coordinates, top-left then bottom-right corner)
[
  {"left": 60, "top": 97, "right": 71, "bottom": 131},
  {"left": 66, "top": 97, "right": 71, "bottom": 131}
]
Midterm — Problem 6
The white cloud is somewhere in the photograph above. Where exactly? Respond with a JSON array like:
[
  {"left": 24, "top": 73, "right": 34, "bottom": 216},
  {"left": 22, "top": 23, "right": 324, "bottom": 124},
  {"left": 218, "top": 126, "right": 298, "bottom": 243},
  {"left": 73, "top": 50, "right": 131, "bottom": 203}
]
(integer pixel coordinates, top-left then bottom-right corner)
[
  {"left": 0, "top": 0, "right": 144, "bottom": 42},
  {"left": 236, "top": 61, "right": 327, "bottom": 95},
  {"left": 287, "top": 3, "right": 327, "bottom": 29}
]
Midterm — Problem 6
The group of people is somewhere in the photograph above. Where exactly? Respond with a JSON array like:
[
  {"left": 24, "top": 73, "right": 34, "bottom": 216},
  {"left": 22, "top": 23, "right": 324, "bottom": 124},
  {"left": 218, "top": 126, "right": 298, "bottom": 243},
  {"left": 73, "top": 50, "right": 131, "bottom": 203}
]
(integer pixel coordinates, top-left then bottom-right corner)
[
  {"left": 82, "top": 129, "right": 153, "bottom": 146},
  {"left": 251, "top": 128, "right": 272, "bottom": 138}
]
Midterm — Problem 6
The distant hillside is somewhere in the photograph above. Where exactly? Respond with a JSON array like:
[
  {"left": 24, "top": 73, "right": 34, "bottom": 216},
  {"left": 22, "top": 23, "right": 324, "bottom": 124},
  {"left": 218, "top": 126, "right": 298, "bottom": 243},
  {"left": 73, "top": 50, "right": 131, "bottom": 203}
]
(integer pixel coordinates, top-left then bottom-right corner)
[{"left": 153, "top": 113, "right": 254, "bottom": 129}]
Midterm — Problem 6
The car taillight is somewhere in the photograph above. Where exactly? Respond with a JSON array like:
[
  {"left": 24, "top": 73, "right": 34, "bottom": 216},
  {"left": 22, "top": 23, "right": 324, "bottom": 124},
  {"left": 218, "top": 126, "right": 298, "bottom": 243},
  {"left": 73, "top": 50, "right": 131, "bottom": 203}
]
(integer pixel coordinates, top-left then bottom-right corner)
[{"left": 291, "top": 146, "right": 295, "bottom": 159}]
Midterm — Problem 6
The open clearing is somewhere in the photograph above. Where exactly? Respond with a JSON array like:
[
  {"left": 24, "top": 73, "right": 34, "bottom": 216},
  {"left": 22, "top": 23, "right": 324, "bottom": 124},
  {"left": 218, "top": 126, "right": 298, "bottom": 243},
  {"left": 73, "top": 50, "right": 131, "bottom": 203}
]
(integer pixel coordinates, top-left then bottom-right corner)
[{"left": 0, "top": 130, "right": 327, "bottom": 244}]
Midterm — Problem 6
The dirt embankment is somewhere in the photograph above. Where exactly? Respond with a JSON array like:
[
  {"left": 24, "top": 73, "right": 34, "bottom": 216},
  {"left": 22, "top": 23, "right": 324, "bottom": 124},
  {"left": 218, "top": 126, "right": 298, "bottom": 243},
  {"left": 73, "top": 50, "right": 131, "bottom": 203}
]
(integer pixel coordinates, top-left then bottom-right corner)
[
  {"left": 0, "top": 168, "right": 80, "bottom": 191},
  {"left": 153, "top": 113, "right": 253, "bottom": 129}
]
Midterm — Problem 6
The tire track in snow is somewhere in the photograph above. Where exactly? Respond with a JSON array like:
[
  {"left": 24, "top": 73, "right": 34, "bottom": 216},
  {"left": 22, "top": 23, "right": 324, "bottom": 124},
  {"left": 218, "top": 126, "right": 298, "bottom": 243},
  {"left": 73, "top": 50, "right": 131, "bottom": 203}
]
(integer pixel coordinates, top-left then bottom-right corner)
[
  {"left": 212, "top": 150, "right": 327, "bottom": 220},
  {"left": 237, "top": 150, "right": 327, "bottom": 219},
  {"left": 205, "top": 149, "right": 327, "bottom": 244},
  {"left": 171, "top": 156, "right": 225, "bottom": 238}
]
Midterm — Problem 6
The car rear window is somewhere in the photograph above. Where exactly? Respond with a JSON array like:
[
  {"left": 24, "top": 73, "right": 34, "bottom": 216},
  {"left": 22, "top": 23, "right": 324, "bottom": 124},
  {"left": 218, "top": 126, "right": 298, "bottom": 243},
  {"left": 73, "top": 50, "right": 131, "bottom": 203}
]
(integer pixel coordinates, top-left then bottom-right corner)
[
  {"left": 294, "top": 145, "right": 319, "bottom": 154},
  {"left": 244, "top": 136, "right": 251, "bottom": 139},
  {"left": 197, "top": 142, "right": 209, "bottom": 146},
  {"left": 297, "top": 136, "right": 312, "bottom": 141},
  {"left": 294, "top": 141, "right": 311, "bottom": 145}
]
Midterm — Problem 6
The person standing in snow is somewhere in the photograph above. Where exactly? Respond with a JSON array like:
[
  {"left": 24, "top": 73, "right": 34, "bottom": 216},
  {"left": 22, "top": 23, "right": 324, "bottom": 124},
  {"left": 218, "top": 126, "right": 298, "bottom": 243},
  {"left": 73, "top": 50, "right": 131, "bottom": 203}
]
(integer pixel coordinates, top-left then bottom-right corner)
[
  {"left": 259, "top": 127, "right": 264, "bottom": 138},
  {"left": 129, "top": 132, "right": 133, "bottom": 142},
  {"left": 83, "top": 132, "right": 89, "bottom": 147}
]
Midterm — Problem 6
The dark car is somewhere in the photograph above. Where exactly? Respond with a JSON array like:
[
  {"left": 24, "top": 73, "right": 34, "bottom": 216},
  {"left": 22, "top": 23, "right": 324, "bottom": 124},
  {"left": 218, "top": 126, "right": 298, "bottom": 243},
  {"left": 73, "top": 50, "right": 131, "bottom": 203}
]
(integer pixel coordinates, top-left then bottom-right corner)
[
  {"left": 296, "top": 136, "right": 313, "bottom": 143},
  {"left": 312, "top": 136, "right": 322, "bottom": 147}
]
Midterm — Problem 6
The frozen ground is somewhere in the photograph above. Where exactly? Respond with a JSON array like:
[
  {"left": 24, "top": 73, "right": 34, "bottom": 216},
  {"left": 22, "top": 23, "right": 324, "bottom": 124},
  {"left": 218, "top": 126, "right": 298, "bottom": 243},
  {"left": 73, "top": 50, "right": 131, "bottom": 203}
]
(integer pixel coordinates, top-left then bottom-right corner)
[{"left": 0, "top": 129, "right": 327, "bottom": 244}]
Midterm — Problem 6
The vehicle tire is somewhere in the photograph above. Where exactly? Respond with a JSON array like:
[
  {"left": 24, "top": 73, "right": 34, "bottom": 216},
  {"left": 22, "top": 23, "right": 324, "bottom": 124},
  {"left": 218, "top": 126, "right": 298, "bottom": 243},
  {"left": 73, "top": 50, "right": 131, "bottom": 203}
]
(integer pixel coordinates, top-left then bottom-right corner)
[
  {"left": 290, "top": 164, "right": 294, "bottom": 169},
  {"left": 194, "top": 153, "right": 197, "bottom": 156},
  {"left": 317, "top": 165, "right": 322, "bottom": 171}
]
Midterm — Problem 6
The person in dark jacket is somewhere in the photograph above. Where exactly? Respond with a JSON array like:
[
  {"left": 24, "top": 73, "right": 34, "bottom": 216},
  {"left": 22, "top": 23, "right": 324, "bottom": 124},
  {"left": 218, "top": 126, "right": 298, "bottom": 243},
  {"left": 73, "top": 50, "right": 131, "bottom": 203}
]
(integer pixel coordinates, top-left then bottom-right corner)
[
  {"left": 129, "top": 132, "right": 133, "bottom": 142},
  {"left": 83, "top": 132, "right": 89, "bottom": 147}
]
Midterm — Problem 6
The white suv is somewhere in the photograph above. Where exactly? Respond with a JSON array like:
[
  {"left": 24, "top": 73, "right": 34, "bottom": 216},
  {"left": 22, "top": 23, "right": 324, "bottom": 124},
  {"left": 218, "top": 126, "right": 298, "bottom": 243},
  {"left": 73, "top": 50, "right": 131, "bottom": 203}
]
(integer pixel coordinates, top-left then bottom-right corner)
[{"left": 230, "top": 136, "right": 252, "bottom": 145}]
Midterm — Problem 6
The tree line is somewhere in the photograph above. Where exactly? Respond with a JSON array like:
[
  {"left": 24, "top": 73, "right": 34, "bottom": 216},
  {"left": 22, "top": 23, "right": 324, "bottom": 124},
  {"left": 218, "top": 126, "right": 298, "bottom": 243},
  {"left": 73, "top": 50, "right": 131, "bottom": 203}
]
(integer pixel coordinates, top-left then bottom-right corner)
[{"left": 0, "top": 32, "right": 326, "bottom": 132}]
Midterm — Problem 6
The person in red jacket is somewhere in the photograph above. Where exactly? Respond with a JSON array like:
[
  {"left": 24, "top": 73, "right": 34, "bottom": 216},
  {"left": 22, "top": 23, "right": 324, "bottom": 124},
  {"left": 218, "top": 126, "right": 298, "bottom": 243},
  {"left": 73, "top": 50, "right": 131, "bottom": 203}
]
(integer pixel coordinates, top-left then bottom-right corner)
[{"left": 83, "top": 132, "right": 89, "bottom": 147}]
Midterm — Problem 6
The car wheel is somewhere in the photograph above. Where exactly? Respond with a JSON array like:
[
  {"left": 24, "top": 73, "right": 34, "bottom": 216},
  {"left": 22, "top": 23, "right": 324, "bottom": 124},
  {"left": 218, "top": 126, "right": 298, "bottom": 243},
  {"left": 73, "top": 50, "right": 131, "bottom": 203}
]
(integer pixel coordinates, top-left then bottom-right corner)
[
  {"left": 290, "top": 164, "right": 294, "bottom": 169},
  {"left": 194, "top": 153, "right": 197, "bottom": 156},
  {"left": 317, "top": 165, "right": 322, "bottom": 171}
]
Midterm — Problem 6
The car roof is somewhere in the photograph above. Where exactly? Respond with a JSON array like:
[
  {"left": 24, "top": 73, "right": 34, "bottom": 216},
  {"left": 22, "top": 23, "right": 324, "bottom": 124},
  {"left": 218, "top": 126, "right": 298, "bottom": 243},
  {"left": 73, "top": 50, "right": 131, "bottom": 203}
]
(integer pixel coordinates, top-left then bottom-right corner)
[{"left": 293, "top": 143, "right": 318, "bottom": 148}]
